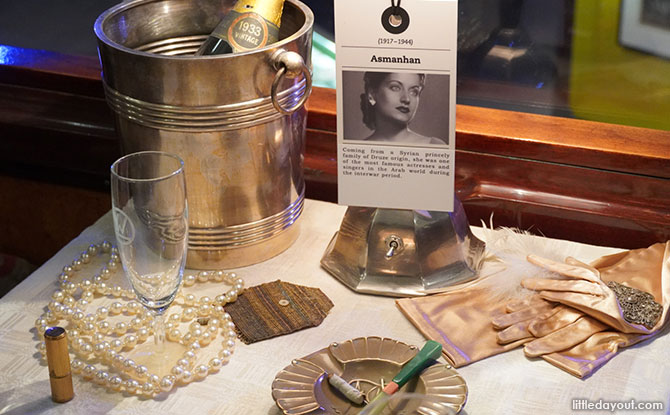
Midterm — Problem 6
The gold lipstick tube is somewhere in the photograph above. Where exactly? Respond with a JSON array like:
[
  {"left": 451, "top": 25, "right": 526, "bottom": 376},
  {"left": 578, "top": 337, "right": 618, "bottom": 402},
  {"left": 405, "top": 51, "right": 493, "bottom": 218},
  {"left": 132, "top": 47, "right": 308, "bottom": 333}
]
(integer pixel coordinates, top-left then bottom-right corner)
[{"left": 44, "top": 326, "right": 74, "bottom": 403}]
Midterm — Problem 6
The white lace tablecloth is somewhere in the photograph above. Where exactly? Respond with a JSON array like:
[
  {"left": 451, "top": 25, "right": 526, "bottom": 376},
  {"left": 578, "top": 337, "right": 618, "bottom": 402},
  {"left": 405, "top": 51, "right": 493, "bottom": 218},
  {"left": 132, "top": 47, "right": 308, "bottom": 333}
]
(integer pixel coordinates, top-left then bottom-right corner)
[{"left": 0, "top": 199, "right": 668, "bottom": 414}]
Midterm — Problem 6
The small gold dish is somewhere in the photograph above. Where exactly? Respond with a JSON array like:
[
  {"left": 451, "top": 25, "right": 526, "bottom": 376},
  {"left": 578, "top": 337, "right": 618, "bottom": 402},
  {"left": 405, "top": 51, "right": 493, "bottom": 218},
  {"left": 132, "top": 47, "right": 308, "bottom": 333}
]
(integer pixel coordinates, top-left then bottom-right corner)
[{"left": 271, "top": 336, "right": 468, "bottom": 414}]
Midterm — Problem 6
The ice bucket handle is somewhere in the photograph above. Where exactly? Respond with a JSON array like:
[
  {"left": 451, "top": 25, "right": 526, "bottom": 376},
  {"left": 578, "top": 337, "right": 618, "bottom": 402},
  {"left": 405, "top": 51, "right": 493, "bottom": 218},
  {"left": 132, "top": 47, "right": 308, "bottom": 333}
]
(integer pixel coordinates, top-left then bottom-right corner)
[{"left": 270, "top": 49, "right": 312, "bottom": 115}]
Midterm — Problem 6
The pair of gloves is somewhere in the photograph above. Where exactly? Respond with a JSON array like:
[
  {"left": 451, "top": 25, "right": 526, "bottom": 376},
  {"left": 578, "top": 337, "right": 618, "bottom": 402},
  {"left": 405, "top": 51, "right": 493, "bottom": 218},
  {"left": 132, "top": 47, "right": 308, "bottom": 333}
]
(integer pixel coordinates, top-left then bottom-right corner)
[{"left": 397, "top": 242, "right": 669, "bottom": 378}]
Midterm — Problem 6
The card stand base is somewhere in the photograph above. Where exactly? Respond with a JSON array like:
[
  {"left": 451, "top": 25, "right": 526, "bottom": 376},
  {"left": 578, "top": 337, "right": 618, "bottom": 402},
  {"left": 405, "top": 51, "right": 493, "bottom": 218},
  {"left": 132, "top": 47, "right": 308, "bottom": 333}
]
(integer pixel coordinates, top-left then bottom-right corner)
[{"left": 321, "top": 196, "right": 485, "bottom": 297}]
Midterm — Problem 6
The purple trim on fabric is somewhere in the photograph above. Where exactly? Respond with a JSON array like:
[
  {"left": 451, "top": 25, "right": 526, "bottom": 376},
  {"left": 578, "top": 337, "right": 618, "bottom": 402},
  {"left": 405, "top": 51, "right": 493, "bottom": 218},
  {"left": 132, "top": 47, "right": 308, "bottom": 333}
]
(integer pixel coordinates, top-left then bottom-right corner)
[
  {"left": 420, "top": 311, "right": 471, "bottom": 363},
  {"left": 563, "top": 355, "right": 597, "bottom": 365},
  {"left": 563, "top": 350, "right": 614, "bottom": 374}
]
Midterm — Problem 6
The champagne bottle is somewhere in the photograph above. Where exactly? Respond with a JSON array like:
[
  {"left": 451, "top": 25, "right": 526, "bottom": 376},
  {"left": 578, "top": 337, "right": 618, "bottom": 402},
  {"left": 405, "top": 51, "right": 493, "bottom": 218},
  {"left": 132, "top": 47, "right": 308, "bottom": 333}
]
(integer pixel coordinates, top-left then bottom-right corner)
[{"left": 195, "top": 0, "right": 285, "bottom": 56}]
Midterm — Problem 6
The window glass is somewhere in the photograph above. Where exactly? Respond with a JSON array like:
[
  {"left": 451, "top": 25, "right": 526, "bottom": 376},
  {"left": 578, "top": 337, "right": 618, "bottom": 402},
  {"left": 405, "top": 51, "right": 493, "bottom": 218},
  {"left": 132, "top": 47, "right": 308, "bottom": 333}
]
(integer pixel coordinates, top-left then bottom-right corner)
[
  {"left": 308, "top": 0, "right": 670, "bottom": 131},
  {"left": 1, "top": 0, "right": 668, "bottom": 131}
]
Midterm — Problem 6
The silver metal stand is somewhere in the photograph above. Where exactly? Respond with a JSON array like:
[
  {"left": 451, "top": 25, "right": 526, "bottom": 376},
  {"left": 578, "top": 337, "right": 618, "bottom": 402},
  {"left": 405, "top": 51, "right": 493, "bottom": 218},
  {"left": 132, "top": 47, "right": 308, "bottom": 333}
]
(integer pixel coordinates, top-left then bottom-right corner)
[{"left": 321, "top": 197, "right": 485, "bottom": 297}]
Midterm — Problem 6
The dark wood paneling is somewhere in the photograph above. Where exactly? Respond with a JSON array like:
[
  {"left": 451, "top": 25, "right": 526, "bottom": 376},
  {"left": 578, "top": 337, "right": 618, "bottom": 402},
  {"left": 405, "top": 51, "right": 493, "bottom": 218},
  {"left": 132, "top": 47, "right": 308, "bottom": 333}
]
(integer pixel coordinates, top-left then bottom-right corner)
[
  {"left": 0, "top": 174, "right": 110, "bottom": 265},
  {"left": 454, "top": 151, "right": 670, "bottom": 248},
  {"left": 456, "top": 104, "right": 670, "bottom": 179},
  {"left": 1, "top": 46, "right": 669, "bottom": 266}
]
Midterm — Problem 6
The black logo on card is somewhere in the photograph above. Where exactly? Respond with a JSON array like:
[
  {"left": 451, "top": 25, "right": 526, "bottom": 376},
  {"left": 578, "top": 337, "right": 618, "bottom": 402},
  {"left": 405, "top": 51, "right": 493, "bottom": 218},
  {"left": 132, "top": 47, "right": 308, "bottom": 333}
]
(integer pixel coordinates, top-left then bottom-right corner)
[{"left": 381, "top": 6, "right": 410, "bottom": 34}]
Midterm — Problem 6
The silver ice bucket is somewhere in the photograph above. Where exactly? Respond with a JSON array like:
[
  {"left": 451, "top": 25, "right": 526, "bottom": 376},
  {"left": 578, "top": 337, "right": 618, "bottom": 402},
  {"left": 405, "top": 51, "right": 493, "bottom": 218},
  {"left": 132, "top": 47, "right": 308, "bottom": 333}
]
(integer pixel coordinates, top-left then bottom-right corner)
[{"left": 94, "top": 0, "right": 313, "bottom": 269}]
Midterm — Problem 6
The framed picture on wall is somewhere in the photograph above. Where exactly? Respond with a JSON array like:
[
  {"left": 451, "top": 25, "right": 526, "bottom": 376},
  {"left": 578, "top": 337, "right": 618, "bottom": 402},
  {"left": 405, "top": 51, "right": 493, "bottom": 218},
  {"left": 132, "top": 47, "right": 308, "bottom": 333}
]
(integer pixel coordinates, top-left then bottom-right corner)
[{"left": 619, "top": 0, "right": 670, "bottom": 59}]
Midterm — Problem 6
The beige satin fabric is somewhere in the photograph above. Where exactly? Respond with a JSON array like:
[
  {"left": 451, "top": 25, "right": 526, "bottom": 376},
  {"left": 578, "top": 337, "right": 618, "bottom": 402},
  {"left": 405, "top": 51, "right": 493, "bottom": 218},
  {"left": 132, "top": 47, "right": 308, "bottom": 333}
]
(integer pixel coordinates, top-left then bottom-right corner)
[
  {"left": 523, "top": 242, "right": 670, "bottom": 334},
  {"left": 396, "top": 242, "right": 670, "bottom": 377},
  {"left": 532, "top": 242, "right": 669, "bottom": 377},
  {"left": 542, "top": 331, "right": 649, "bottom": 378},
  {"left": 524, "top": 315, "right": 608, "bottom": 358},
  {"left": 493, "top": 298, "right": 608, "bottom": 355},
  {"left": 396, "top": 285, "right": 528, "bottom": 367},
  {"left": 493, "top": 301, "right": 649, "bottom": 377}
]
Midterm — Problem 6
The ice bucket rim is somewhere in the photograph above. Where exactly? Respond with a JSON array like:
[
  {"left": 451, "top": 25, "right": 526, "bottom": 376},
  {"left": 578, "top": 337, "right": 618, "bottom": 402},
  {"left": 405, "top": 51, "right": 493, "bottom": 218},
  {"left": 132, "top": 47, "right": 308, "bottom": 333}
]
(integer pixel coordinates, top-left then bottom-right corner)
[{"left": 93, "top": 0, "right": 314, "bottom": 60}]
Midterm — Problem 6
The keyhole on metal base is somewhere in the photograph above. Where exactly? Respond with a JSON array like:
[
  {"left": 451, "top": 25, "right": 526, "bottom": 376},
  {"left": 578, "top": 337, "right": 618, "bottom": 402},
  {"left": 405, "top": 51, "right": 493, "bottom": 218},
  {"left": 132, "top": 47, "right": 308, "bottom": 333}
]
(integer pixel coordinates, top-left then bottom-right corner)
[
  {"left": 386, "top": 240, "right": 399, "bottom": 258},
  {"left": 384, "top": 235, "right": 404, "bottom": 259}
]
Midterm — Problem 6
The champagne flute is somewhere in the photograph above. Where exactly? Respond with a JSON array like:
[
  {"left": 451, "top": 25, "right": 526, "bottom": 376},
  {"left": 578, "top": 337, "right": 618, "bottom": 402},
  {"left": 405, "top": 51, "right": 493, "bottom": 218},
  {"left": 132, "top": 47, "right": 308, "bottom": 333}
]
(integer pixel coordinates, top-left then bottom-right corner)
[{"left": 110, "top": 151, "right": 188, "bottom": 351}]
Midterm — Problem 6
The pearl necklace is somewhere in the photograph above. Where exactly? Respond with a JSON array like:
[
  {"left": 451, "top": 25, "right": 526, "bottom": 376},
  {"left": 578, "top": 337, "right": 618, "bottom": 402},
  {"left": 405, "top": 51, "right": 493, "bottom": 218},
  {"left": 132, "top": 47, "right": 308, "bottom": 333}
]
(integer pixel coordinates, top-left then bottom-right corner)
[{"left": 35, "top": 241, "right": 244, "bottom": 397}]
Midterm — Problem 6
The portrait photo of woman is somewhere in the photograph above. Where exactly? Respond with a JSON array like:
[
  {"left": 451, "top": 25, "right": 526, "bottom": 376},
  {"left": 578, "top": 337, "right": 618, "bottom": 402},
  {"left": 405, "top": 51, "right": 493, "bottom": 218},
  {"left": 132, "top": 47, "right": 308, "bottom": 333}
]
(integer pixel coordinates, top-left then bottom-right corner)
[{"left": 342, "top": 71, "right": 451, "bottom": 146}]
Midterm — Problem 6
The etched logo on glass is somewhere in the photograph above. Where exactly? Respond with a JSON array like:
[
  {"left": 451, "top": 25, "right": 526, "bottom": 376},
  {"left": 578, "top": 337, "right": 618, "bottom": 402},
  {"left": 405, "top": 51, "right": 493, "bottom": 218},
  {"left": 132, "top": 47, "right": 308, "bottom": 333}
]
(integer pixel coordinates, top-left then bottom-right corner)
[{"left": 112, "top": 207, "right": 135, "bottom": 245}]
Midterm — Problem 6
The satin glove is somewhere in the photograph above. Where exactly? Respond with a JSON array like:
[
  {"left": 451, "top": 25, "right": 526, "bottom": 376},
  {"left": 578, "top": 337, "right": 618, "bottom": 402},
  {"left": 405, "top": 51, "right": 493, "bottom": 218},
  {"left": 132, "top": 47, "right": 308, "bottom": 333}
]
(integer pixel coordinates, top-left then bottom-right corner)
[
  {"left": 396, "top": 285, "right": 530, "bottom": 368},
  {"left": 398, "top": 242, "right": 669, "bottom": 375},
  {"left": 521, "top": 243, "right": 669, "bottom": 334},
  {"left": 492, "top": 296, "right": 608, "bottom": 354},
  {"left": 541, "top": 329, "right": 653, "bottom": 378},
  {"left": 492, "top": 295, "right": 654, "bottom": 378}
]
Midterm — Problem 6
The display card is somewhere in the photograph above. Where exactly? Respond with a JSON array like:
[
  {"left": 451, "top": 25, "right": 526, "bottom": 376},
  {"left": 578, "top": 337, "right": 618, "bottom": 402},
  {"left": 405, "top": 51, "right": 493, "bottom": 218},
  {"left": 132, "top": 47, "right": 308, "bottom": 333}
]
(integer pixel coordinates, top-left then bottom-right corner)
[{"left": 335, "top": 0, "right": 457, "bottom": 212}]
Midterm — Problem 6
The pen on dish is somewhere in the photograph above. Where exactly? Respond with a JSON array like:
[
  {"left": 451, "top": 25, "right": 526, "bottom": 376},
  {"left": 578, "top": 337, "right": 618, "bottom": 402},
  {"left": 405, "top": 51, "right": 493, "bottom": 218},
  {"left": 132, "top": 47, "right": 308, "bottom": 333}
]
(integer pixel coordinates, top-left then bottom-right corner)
[{"left": 358, "top": 340, "right": 443, "bottom": 415}]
